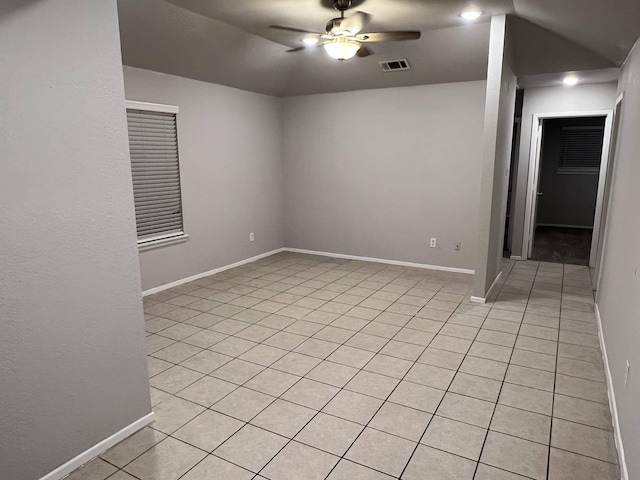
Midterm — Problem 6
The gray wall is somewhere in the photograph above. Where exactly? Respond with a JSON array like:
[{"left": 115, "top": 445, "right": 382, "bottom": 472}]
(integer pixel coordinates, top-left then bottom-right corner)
[
  {"left": 536, "top": 117, "right": 604, "bottom": 227},
  {"left": 473, "top": 15, "right": 517, "bottom": 298},
  {"left": 0, "top": 2, "right": 151, "bottom": 479},
  {"left": 123, "top": 67, "right": 285, "bottom": 291},
  {"left": 281, "top": 81, "right": 487, "bottom": 270},
  {"left": 597, "top": 37, "right": 640, "bottom": 479},
  {"left": 510, "top": 83, "right": 618, "bottom": 257}
]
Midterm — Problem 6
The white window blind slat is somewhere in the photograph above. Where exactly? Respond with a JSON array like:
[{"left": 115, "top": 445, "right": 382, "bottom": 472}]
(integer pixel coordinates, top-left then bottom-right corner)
[{"left": 126, "top": 108, "right": 183, "bottom": 241}]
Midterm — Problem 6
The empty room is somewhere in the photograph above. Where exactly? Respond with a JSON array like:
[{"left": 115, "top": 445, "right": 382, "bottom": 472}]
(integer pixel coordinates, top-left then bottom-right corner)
[{"left": 2, "top": 1, "right": 640, "bottom": 480}]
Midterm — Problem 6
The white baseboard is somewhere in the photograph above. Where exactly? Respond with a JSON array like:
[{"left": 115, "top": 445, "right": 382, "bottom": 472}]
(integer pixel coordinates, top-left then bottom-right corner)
[
  {"left": 142, "top": 248, "right": 285, "bottom": 296},
  {"left": 143, "top": 247, "right": 474, "bottom": 298},
  {"left": 509, "top": 255, "right": 524, "bottom": 261},
  {"left": 40, "top": 412, "right": 155, "bottom": 480},
  {"left": 469, "top": 296, "right": 487, "bottom": 304},
  {"left": 595, "top": 303, "right": 628, "bottom": 480},
  {"left": 282, "top": 248, "right": 475, "bottom": 275},
  {"left": 469, "top": 271, "right": 504, "bottom": 304}
]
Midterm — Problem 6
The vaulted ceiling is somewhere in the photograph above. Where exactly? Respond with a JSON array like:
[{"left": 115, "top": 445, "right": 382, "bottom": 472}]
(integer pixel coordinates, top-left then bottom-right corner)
[{"left": 117, "top": 0, "right": 640, "bottom": 96}]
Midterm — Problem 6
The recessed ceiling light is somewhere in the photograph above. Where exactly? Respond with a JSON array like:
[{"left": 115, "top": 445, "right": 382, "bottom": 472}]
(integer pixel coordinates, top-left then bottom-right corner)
[
  {"left": 303, "top": 37, "right": 319, "bottom": 46},
  {"left": 460, "top": 10, "right": 483, "bottom": 21},
  {"left": 563, "top": 75, "right": 579, "bottom": 86}
]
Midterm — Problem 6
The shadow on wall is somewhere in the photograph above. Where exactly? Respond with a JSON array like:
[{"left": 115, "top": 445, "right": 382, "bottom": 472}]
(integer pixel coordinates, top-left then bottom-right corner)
[{"left": 0, "top": 0, "right": 40, "bottom": 18}]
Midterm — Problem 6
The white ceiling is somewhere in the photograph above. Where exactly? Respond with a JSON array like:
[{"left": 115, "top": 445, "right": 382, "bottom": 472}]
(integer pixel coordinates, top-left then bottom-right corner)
[
  {"left": 117, "top": 0, "right": 640, "bottom": 97},
  {"left": 518, "top": 68, "right": 620, "bottom": 90}
]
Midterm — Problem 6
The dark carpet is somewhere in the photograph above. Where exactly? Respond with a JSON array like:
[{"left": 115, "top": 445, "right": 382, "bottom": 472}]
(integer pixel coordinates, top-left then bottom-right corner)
[{"left": 531, "top": 226, "right": 592, "bottom": 266}]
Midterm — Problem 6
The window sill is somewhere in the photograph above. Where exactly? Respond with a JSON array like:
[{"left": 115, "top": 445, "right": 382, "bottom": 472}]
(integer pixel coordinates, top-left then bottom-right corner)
[{"left": 138, "top": 233, "right": 189, "bottom": 252}]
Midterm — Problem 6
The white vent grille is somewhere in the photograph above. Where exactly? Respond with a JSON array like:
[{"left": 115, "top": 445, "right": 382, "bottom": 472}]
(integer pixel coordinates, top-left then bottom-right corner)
[{"left": 379, "top": 59, "right": 411, "bottom": 72}]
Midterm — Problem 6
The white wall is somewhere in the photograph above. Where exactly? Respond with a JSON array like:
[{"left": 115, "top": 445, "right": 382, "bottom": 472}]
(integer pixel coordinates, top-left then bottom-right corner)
[
  {"left": 597, "top": 38, "right": 640, "bottom": 479},
  {"left": 281, "top": 81, "right": 487, "bottom": 270},
  {"left": 0, "top": 2, "right": 151, "bottom": 479},
  {"left": 510, "top": 82, "right": 618, "bottom": 257},
  {"left": 472, "top": 15, "right": 517, "bottom": 298},
  {"left": 123, "top": 67, "right": 285, "bottom": 291}
]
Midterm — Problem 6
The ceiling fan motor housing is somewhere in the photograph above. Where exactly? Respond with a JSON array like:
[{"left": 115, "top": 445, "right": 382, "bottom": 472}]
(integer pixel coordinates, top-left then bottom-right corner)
[{"left": 334, "top": 0, "right": 352, "bottom": 12}]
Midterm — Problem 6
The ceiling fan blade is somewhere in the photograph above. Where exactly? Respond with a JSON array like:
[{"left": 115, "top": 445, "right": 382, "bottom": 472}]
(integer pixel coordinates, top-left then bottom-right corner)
[
  {"left": 269, "top": 25, "right": 323, "bottom": 35},
  {"left": 358, "top": 31, "right": 421, "bottom": 42},
  {"left": 286, "top": 42, "right": 327, "bottom": 53},
  {"left": 356, "top": 46, "right": 374, "bottom": 58},
  {"left": 286, "top": 46, "right": 308, "bottom": 53},
  {"left": 340, "top": 11, "right": 370, "bottom": 35}
]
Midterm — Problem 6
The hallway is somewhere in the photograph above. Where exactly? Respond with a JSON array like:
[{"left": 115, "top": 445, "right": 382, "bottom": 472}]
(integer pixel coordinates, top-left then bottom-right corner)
[{"left": 530, "top": 227, "right": 593, "bottom": 266}]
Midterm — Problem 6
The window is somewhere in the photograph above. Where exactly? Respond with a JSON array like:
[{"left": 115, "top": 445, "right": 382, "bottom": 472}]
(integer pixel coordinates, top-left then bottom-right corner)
[
  {"left": 557, "top": 125, "right": 604, "bottom": 174},
  {"left": 125, "top": 101, "right": 187, "bottom": 249}
]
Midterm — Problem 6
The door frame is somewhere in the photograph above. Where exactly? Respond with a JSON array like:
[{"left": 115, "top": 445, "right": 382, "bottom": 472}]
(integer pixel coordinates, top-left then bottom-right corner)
[
  {"left": 522, "top": 109, "right": 614, "bottom": 266},
  {"left": 594, "top": 93, "right": 624, "bottom": 290}
]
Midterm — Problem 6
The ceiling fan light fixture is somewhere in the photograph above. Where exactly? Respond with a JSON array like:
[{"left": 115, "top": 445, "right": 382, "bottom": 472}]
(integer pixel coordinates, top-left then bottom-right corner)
[
  {"left": 563, "top": 75, "right": 579, "bottom": 86},
  {"left": 460, "top": 10, "right": 483, "bottom": 21},
  {"left": 324, "top": 38, "right": 360, "bottom": 60}
]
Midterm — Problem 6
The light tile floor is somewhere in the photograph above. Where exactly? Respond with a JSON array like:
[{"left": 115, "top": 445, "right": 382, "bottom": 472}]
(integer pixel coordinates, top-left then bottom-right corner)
[{"left": 66, "top": 252, "right": 619, "bottom": 480}]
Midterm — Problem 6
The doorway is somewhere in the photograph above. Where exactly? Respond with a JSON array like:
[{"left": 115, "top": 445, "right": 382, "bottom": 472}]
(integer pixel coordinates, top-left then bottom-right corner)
[{"left": 523, "top": 111, "right": 613, "bottom": 267}]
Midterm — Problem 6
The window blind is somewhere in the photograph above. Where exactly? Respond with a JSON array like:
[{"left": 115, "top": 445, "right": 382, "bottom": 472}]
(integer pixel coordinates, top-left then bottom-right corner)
[
  {"left": 558, "top": 126, "right": 604, "bottom": 173},
  {"left": 126, "top": 108, "right": 183, "bottom": 241}
]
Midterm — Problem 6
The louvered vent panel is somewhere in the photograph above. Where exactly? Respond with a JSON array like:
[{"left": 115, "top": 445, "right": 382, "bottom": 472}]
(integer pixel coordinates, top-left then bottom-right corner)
[{"left": 379, "top": 59, "right": 411, "bottom": 72}]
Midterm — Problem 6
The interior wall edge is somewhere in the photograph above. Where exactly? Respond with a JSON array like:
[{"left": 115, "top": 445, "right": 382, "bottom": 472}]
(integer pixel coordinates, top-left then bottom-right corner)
[
  {"left": 469, "top": 270, "right": 504, "bottom": 304},
  {"left": 595, "top": 304, "right": 629, "bottom": 480},
  {"left": 472, "top": 14, "right": 517, "bottom": 298}
]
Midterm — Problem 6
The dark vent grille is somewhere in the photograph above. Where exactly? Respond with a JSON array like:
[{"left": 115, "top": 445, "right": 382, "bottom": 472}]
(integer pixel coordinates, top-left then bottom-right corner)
[{"left": 379, "top": 59, "right": 410, "bottom": 72}]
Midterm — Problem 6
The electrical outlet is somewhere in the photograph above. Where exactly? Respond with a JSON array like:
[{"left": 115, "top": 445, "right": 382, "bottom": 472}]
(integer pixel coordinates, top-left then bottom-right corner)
[
  {"left": 454, "top": 241, "right": 461, "bottom": 251},
  {"left": 430, "top": 238, "right": 437, "bottom": 248},
  {"left": 249, "top": 232, "right": 255, "bottom": 242},
  {"left": 625, "top": 361, "right": 630, "bottom": 388}
]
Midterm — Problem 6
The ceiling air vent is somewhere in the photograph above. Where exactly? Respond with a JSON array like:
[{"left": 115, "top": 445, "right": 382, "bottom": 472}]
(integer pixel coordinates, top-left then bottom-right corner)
[{"left": 379, "top": 59, "right": 411, "bottom": 72}]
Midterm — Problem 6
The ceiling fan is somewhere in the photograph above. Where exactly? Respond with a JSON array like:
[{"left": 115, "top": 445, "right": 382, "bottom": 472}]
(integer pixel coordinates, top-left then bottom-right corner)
[{"left": 269, "top": 0, "right": 421, "bottom": 61}]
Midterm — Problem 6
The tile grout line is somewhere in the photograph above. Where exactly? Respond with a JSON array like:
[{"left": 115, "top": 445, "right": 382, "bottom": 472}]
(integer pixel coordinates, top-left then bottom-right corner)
[
  {"left": 180, "top": 256, "right": 447, "bottom": 479},
  {"left": 146, "top": 255, "right": 370, "bottom": 479},
  {"left": 545, "top": 263, "right": 564, "bottom": 480},
  {"left": 254, "top": 266, "right": 453, "bottom": 479},
  {"left": 469, "top": 260, "right": 525, "bottom": 480},
  {"left": 273, "top": 258, "right": 473, "bottom": 477},
  {"left": 126, "top": 255, "right": 609, "bottom": 480},
  {"left": 399, "top": 260, "right": 518, "bottom": 480}
]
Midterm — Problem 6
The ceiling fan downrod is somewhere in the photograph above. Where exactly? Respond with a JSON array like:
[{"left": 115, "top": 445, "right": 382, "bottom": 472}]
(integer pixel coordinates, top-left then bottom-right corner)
[{"left": 328, "top": 0, "right": 351, "bottom": 33}]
